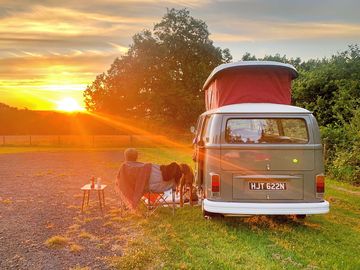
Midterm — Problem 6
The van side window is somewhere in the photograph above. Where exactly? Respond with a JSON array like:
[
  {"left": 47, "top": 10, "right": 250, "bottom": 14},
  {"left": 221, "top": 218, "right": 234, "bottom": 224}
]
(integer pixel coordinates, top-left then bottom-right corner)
[
  {"left": 225, "top": 118, "right": 308, "bottom": 144},
  {"left": 201, "top": 115, "right": 212, "bottom": 143},
  {"left": 194, "top": 116, "right": 205, "bottom": 144}
]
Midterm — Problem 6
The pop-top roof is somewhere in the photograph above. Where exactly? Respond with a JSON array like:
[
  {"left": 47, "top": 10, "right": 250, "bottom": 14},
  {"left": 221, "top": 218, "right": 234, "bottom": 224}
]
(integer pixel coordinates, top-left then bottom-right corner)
[
  {"left": 202, "top": 103, "right": 311, "bottom": 115},
  {"left": 203, "top": 61, "right": 298, "bottom": 91}
]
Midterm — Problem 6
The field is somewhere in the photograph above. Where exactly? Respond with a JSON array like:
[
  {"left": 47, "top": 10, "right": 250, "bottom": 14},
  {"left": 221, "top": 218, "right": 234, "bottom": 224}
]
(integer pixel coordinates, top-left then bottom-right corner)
[
  {"left": 0, "top": 135, "right": 193, "bottom": 148},
  {"left": 0, "top": 147, "right": 359, "bottom": 270}
]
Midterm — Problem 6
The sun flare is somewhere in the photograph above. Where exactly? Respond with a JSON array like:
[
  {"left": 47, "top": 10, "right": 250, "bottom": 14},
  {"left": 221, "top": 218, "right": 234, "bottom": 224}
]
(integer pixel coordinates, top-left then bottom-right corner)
[{"left": 56, "top": 97, "right": 84, "bottom": 112}]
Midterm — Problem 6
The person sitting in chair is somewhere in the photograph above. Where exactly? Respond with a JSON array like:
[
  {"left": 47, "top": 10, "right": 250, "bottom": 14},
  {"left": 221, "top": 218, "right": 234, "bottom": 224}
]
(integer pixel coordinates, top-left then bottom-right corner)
[
  {"left": 115, "top": 148, "right": 182, "bottom": 210},
  {"left": 115, "top": 148, "right": 152, "bottom": 210}
]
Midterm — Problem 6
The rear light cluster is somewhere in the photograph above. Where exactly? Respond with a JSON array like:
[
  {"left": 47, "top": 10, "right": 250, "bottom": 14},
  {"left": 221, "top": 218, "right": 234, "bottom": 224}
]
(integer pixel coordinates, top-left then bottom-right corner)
[
  {"left": 316, "top": 174, "right": 325, "bottom": 198},
  {"left": 211, "top": 173, "right": 220, "bottom": 195}
]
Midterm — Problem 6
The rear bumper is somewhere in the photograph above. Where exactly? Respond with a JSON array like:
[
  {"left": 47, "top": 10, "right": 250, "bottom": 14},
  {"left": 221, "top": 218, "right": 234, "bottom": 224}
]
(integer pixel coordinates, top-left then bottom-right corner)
[{"left": 203, "top": 199, "right": 329, "bottom": 215}]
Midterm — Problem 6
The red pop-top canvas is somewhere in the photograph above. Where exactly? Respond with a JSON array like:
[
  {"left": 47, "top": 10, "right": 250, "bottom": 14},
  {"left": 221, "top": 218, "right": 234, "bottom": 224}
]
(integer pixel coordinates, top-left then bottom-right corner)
[{"left": 204, "top": 64, "right": 297, "bottom": 110}]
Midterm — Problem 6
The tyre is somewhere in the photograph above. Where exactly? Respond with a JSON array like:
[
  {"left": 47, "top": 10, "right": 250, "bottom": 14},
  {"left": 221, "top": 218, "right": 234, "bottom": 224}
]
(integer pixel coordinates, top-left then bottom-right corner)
[{"left": 296, "top": 214, "right": 306, "bottom": 220}]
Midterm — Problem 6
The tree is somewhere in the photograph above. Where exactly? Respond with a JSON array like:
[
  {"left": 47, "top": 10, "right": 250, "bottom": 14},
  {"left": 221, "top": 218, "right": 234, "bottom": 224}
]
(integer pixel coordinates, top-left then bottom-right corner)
[
  {"left": 290, "top": 45, "right": 360, "bottom": 182},
  {"left": 292, "top": 45, "right": 360, "bottom": 127},
  {"left": 84, "top": 8, "right": 232, "bottom": 127}
]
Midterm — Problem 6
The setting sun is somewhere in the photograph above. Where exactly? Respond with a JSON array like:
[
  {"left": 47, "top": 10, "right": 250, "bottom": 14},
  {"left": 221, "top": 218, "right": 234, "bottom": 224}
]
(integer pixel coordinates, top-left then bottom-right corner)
[{"left": 56, "top": 97, "right": 85, "bottom": 112}]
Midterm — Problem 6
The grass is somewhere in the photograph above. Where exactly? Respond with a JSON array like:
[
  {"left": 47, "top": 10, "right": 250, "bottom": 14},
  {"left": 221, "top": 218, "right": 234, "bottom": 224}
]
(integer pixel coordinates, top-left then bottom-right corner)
[
  {"left": 1, "top": 198, "right": 13, "bottom": 204},
  {"left": 3, "top": 146, "right": 359, "bottom": 269},
  {"left": 45, "top": 235, "right": 69, "bottom": 248},
  {"left": 0, "top": 146, "right": 121, "bottom": 154},
  {"left": 68, "top": 224, "right": 81, "bottom": 231},
  {"left": 69, "top": 243, "right": 83, "bottom": 253},
  {"left": 109, "top": 149, "right": 359, "bottom": 270},
  {"left": 137, "top": 147, "right": 192, "bottom": 165},
  {"left": 111, "top": 179, "right": 360, "bottom": 270},
  {"left": 78, "top": 231, "right": 95, "bottom": 239},
  {"left": 0, "top": 146, "right": 193, "bottom": 162},
  {"left": 69, "top": 266, "right": 90, "bottom": 270}
]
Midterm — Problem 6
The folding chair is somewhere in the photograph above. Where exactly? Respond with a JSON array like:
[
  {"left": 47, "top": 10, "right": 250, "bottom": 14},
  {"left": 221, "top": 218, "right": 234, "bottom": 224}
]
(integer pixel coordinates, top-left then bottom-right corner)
[{"left": 141, "top": 188, "right": 176, "bottom": 217}]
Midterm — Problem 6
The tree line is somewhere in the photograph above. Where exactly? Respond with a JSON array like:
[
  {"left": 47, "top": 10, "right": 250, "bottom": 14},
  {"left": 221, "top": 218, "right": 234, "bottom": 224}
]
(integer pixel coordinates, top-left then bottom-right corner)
[{"left": 0, "top": 104, "right": 123, "bottom": 135}]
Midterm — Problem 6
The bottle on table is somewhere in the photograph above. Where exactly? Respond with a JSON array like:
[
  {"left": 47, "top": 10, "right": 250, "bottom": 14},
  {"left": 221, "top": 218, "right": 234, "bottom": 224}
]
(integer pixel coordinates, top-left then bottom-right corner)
[
  {"left": 91, "top": 176, "right": 95, "bottom": 189},
  {"left": 97, "top": 177, "right": 102, "bottom": 189}
]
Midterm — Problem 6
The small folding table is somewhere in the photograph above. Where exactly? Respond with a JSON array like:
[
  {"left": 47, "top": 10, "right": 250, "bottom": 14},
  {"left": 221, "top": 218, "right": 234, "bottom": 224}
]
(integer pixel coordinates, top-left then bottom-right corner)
[{"left": 81, "top": 184, "right": 107, "bottom": 213}]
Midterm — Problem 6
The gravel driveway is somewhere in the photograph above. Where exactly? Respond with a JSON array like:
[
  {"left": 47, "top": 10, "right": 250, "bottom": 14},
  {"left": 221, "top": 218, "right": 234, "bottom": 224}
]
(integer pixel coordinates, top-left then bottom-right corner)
[{"left": 0, "top": 150, "right": 135, "bottom": 270}]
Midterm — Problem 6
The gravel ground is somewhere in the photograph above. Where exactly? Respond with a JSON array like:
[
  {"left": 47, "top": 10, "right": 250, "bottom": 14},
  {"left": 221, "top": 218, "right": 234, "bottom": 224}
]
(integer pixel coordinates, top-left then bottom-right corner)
[{"left": 0, "top": 150, "right": 136, "bottom": 270}]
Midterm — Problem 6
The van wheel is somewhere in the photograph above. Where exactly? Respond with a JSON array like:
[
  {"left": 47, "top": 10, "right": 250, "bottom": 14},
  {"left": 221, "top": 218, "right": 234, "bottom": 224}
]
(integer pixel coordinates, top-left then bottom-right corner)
[{"left": 296, "top": 215, "right": 306, "bottom": 220}]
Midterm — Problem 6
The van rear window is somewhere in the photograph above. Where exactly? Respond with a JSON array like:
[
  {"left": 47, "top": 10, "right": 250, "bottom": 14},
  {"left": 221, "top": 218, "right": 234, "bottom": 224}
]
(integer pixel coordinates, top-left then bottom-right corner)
[{"left": 225, "top": 118, "right": 309, "bottom": 144}]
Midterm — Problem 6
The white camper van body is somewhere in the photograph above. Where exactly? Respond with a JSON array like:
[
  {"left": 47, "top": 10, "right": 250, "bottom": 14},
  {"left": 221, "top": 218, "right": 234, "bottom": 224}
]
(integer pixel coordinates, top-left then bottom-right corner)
[{"left": 193, "top": 62, "right": 329, "bottom": 217}]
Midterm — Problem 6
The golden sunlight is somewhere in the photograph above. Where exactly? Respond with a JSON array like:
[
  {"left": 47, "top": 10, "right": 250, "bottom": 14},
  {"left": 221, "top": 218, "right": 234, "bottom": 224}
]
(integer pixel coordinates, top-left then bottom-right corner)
[{"left": 56, "top": 97, "right": 85, "bottom": 112}]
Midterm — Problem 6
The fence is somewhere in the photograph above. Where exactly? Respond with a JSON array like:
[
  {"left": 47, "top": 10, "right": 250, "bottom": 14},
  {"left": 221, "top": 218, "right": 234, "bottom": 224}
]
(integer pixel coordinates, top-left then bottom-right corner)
[{"left": 0, "top": 135, "right": 193, "bottom": 148}]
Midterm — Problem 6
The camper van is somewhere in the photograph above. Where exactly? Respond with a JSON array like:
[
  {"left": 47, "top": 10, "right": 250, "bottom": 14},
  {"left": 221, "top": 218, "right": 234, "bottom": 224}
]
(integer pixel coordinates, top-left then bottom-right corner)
[{"left": 193, "top": 61, "right": 329, "bottom": 217}]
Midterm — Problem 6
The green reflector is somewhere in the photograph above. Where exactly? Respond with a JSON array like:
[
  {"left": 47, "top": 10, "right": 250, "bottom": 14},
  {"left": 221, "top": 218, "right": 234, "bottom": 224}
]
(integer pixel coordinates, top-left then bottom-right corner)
[{"left": 292, "top": 158, "right": 299, "bottom": 164}]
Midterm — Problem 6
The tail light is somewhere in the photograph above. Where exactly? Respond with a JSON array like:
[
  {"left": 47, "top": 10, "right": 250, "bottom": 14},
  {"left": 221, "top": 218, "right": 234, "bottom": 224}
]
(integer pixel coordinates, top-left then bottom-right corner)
[
  {"left": 211, "top": 173, "right": 220, "bottom": 193},
  {"left": 316, "top": 174, "right": 325, "bottom": 196}
]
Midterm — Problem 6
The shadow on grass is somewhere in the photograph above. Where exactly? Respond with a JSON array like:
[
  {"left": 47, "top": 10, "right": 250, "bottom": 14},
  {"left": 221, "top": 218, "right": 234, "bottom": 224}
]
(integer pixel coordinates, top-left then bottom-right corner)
[{"left": 221, "top": 215, "right": 317, "bottom": 233}]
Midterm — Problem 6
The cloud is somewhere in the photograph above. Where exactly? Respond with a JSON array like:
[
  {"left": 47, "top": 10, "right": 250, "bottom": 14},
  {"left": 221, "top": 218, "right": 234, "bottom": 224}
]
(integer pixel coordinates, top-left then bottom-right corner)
[
  {"left": 211, "top": 20, "right": 360, "bottom": 42},
  {"left": 211, "top": 33, "right": 255, "bottom": 42},
  {"left": 202, "top": 0, "right": 360, "bottom": 24},
  {"left": 108, "top": 42, "right": 129, "bottom": 53},
  {"left": 0, "top": 4, "right": 159, "bottom": 61},
  {"left": 1, "top": 0, "right": 360, "bottom": 109},
  {"left": 0, "top": 5, "right": 154, "bottom": 37},
  {"left": 0, "top": 52, "right": 116, "bottom": 80}
]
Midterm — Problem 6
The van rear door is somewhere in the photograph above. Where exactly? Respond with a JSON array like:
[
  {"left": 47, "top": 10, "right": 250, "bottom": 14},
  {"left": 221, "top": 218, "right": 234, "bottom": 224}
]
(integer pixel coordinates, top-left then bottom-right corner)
[{"left": 220, "top": 115, "right": 314, "bottom": 201}]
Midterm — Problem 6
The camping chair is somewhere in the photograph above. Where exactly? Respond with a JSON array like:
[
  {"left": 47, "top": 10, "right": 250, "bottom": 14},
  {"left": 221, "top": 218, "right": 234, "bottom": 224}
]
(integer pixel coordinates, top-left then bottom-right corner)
[{"left": 141, "top": 187, "right": 176, "bottom": 217}]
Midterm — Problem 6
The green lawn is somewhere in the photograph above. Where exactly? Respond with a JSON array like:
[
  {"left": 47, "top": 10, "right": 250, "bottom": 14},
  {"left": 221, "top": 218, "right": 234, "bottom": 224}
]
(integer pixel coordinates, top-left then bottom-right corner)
[
  {"left": 0, "top": 146, "right": 193, "bottom": 157},
  {"left": 2, "top": 147, "right": 359, "bottom": 269},
  {"left": 112, "top": 148, "right": 360, "bottom": 270}
]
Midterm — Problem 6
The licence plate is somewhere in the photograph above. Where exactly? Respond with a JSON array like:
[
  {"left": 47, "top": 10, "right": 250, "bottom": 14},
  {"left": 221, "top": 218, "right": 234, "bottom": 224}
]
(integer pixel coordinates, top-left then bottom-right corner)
[{"left": 249, "top": 182, "right": 287, "bottom": 190}]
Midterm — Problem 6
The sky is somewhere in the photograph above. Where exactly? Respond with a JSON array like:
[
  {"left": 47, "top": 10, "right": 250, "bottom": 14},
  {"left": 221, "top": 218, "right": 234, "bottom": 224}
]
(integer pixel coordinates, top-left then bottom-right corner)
[{"left": 1, "top": 0, "right": 360, "bottom": 111}]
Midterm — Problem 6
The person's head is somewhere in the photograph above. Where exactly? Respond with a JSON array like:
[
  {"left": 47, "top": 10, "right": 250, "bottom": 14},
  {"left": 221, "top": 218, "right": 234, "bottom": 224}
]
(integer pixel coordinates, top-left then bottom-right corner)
[{"left": 124, "top": 148, "right": 138, "bottom": 162}]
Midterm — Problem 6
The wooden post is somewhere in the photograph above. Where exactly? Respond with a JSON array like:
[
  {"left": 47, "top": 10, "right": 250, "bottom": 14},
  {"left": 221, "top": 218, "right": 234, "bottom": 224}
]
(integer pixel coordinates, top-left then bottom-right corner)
[
  {"left": 29, "top": 135, "right": 32, "bottom": 146},
  {"left": 2, "top": 136, "right": 4, "bottom": 146}
]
